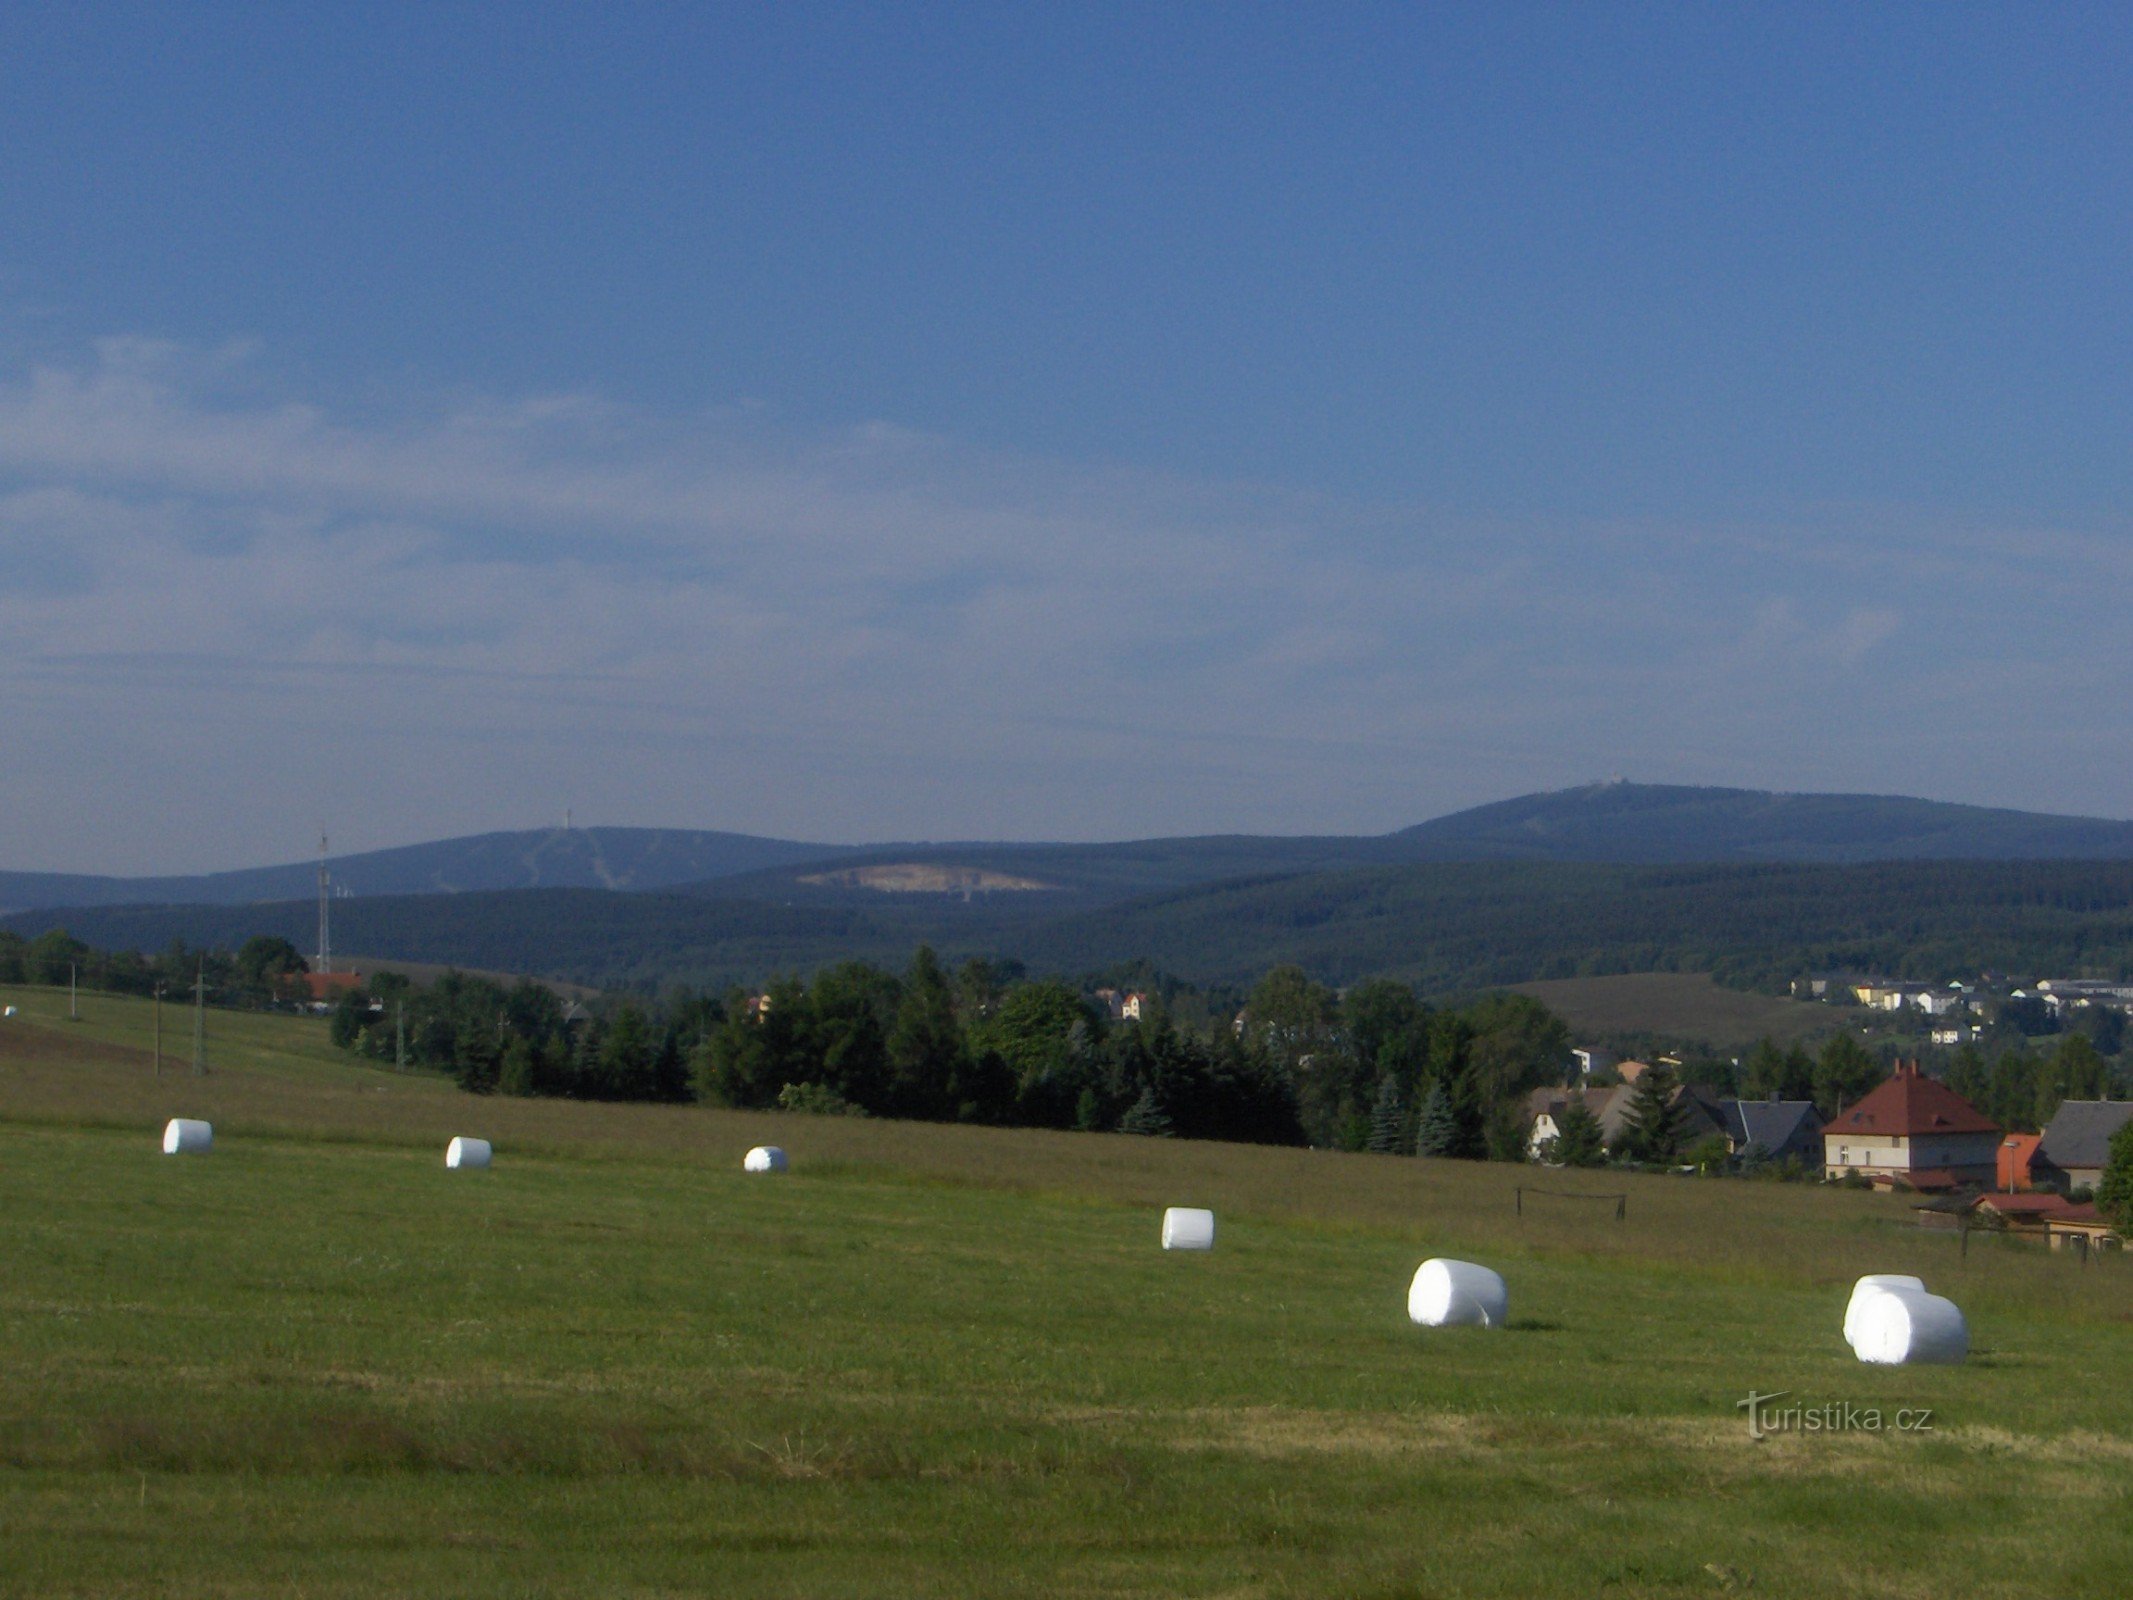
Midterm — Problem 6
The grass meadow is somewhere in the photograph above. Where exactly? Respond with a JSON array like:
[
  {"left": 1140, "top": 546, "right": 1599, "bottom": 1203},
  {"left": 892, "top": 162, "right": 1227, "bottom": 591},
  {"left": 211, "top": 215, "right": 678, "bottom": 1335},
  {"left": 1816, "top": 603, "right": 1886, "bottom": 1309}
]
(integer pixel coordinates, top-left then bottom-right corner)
[
  {"left": 2, "top": 983, "right": 2130, "bottom": 1597},
  {"left": 1505, "top": 973, "right": 1842, "bottom": 1051}
]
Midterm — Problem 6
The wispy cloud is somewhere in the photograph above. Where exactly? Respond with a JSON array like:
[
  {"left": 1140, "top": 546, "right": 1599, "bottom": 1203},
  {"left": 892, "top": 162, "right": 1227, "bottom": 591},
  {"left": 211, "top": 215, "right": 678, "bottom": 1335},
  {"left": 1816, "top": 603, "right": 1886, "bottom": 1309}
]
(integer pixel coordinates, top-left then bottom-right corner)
[{"left": 0, "top": 338, "right": 2122, "bottom": 871}]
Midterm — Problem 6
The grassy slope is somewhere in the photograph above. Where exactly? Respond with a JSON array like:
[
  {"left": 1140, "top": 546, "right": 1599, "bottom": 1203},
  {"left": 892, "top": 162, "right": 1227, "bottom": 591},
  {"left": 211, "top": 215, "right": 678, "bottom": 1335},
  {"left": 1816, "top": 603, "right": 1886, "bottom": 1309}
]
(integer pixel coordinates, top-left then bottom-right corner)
[
  {"left": 1506, "top": 972, "right": 1844, "bottom": 1051},
  {"left": 2, "top": 987, "right": 2130, "bottom": 1598}
]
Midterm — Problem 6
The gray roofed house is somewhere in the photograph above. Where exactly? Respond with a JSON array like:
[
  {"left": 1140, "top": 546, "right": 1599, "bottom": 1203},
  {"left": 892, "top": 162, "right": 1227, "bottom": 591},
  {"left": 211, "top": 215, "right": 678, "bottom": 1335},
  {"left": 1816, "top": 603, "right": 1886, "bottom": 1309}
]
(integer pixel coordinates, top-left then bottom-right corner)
[
  {"left": 1717, "top": 1099, "right": 1824, "bottom": 1165},
  {"left": 2035, "top": 1100, "right": 2133, "bottom": 1191}
]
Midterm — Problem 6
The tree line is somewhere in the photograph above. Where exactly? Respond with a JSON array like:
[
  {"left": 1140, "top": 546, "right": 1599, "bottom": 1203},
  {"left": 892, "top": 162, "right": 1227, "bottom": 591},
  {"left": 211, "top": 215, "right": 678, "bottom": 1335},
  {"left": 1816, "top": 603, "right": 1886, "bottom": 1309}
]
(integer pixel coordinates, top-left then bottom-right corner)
[
  {"left": 0, "top": 928, "right": 310, "bottom": 1005},
  {"left": 325, "top": 950, "right": 1574, "bottom": 1153},
  {"left": 21, "top": 856, "right": 2133, "bottom": 1001}
]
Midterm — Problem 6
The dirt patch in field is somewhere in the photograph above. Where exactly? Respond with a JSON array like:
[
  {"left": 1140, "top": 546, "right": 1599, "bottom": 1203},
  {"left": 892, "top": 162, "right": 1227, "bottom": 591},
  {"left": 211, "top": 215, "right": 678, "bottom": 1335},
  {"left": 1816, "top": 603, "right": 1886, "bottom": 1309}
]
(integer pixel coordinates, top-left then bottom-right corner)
[{"left": 0, "top": 1022, "right": 157, "bottom": 1072}]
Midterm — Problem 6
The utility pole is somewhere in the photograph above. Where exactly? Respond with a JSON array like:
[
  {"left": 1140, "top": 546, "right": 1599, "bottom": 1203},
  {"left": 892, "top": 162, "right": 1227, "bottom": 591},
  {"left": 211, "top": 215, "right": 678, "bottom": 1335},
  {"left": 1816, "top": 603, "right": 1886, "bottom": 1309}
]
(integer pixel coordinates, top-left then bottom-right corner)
[
  {"left": 69, "top": 962, "right": 78, "bottom": 1021},
  {"left": 394, "top": 1001, "right": 406, "bottom": 1072},
  {"left": 153, "top": 985, "right": 164, "bottom": 1077},
  {"left": 191, "top": 962, "right": 206, "bottom": 1076}
]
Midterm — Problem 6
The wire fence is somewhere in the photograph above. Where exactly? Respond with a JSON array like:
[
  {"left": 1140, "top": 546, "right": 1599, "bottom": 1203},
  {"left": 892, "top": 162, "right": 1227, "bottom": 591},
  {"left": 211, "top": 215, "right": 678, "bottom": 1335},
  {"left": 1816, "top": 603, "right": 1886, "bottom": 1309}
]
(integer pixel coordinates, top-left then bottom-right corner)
[{"left": 1515, "top": 1186, "right": 1627, "bottom": 1222}]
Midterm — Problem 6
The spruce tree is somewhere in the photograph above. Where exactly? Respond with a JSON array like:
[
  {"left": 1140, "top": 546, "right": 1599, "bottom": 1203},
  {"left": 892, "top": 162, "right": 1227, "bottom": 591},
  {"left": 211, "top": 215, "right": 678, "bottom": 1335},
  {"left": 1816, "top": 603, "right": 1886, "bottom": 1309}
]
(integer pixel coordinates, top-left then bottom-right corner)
[
  {"left": 1117, "top": 1084, "right": 1173, "bottom": 1137},
  {"left": 1366, "top": 1074, "right": 1406, "bottom": 1154},
  {"left": 1615, "top": 1066, "right": 1688, "bottom": 1165},
  {"left": 1415, "top": 1078, "right": 1460, "bottom": 1158},
  {"left": 1547, "top": 1097, "right": 1606, "bottom": 1167}
]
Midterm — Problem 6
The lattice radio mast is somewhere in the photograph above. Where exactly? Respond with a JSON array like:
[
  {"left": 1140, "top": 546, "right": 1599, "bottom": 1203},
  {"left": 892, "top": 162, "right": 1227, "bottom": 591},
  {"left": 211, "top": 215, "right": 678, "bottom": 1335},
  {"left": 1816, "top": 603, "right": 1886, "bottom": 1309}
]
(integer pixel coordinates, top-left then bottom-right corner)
[{"left": 316, "top": 831, "right": 332, "bottom": 976}]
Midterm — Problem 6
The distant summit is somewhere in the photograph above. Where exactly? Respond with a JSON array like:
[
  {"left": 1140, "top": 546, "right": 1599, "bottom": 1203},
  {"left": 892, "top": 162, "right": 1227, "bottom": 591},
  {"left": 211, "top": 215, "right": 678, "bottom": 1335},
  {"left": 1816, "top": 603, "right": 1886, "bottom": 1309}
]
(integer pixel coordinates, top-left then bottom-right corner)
[
  {"left": 1393, "top": 782, "right": 2133, "bottom": 864},
  {"left": 0, "top": 827, "right": 854, "bottom": 916},
  {"left": 8, "top": 783, "right": 2133, "bottom": 920}
]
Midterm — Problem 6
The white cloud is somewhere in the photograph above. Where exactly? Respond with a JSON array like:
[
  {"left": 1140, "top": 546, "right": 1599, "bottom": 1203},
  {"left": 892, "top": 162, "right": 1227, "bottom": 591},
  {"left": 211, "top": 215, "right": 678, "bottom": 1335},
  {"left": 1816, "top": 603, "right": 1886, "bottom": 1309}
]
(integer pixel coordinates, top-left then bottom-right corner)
[{"left": 0, "top": 338, "right": 2124, "bottom": 871}]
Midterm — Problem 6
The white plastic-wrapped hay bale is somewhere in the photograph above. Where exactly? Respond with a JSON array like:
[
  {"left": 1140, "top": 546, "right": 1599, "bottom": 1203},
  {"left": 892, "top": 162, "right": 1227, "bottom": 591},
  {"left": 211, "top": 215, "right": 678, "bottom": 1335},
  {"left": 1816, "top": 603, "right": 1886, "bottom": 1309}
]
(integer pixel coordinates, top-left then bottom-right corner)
[
  {"left": 444, "top": 1136, "right": 492, "bottom": 1170},
  {"left": 1407, "top": 1258, "right": 1508, "bottom": 1328},
  {"left": 2, "top": 1004, "right": 15, "bottom": 1017},
  {"left": 1161, "top": 1207, "right": 1215, "bottom": 1250},
  {"left": 743, "top": 1145, "right": 788, "bottom": 1173},
  {"left": 1854, "top": 1287, "right": 1968, "bottom": 1366},
  {"left": 161, "top": 1118, "right": 212, "bottom": 1155},
  {"left": 1842, "top": 1274, "right": 1927, "bottom": 1350}
]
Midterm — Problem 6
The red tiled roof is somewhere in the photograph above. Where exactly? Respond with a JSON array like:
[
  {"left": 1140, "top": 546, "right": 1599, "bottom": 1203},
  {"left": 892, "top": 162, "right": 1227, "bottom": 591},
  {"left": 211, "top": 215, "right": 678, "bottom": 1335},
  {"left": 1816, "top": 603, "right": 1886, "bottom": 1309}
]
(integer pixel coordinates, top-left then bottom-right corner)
[
  {"left": 1885, "top": 1168, "right": 1966, "bottom": 1192},
  {"left": 1975, "top": 1193, "right": 2077, "bottom": 1218},
  {"left": 1822, "top": 1061, "right": 1999, "bottom": 1138},
  {"left": 2047, "top": 1203, "right": 2105, "bottom": 1225}
]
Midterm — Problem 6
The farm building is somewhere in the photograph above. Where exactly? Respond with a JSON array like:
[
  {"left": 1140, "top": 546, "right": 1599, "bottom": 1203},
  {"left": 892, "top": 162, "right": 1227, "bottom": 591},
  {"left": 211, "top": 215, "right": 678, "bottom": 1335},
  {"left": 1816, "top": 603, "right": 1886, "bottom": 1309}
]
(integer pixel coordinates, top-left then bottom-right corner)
[{"left": 1821, "top": 1061, "right": 1999, "bottom": 1187}]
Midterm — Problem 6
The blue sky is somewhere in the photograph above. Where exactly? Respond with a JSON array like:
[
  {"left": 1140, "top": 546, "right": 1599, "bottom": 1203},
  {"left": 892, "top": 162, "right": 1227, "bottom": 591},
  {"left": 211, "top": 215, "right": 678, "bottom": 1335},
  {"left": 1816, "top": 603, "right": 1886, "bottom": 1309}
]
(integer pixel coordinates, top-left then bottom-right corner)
[{"left": 1, "top": 4, "right": 2129, "bottom": 871}]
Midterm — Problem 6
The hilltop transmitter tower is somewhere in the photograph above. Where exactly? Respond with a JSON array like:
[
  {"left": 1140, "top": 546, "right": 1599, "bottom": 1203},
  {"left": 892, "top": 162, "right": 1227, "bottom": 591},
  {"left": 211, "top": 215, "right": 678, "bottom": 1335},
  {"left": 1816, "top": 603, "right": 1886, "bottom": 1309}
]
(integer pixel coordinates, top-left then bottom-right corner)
[{"left": 316, "top": 832, "right": 332, "bottom": 976}]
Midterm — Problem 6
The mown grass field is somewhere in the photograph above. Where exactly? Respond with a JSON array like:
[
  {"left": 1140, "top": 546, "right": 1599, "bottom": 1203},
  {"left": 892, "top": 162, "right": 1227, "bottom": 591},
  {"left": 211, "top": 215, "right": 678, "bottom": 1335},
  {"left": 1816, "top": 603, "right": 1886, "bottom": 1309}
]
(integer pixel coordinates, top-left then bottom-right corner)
[
  {"left": 1507, "top": 972, "right": 1845, "bottom": 1051},
  {"left": 3, "top": 984, "right": 2130, "bottom": 1597}
]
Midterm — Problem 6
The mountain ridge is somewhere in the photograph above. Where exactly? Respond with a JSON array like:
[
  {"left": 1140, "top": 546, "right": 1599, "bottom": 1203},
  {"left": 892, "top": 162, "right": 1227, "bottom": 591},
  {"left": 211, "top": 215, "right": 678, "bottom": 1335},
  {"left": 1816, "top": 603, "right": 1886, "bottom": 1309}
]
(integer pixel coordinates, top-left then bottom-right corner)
[{"left": 8, "top": 782, "right": 2133, "bottom": 919}]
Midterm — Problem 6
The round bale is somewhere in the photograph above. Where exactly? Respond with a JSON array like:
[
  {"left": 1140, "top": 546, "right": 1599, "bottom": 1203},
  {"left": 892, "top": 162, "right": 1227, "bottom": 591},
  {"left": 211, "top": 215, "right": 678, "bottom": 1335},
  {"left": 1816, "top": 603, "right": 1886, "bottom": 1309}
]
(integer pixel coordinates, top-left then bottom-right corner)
[
  {"left": 1161, "top": 1207, "right": 1215, "bottom": 1250},
  {"left": 1407, "top": 1258, "right": 1508, "bottom": 1328},
  {"left": 162, "top": 1118, "right": 213, "bottom": 1155},
  {"left": 1854, "top": 1287, "right": 1968, "bottom": 1366},
  {"left": 1842, "top": 1274, "right": 1927, "bottom": 1350}
]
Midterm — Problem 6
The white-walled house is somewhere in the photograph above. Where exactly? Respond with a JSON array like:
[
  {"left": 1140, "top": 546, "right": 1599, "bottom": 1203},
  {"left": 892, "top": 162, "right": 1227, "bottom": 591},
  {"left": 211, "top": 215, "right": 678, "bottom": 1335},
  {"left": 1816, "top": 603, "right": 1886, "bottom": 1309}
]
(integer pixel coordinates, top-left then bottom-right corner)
[{"left": 1821, "top": 1061, "right": 2000, "bottom": 1187}]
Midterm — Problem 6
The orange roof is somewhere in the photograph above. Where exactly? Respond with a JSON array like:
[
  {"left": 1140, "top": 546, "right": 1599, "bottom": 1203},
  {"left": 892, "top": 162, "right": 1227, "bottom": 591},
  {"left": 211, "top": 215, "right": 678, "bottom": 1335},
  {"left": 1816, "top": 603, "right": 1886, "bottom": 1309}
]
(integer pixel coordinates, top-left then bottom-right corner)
[
  {"left": 1998, "top": 1132, "right": 2042, "bottom": 1192},
  {"left": 1823, "top": 1061, "right": 1998, "bottom": 1139}
]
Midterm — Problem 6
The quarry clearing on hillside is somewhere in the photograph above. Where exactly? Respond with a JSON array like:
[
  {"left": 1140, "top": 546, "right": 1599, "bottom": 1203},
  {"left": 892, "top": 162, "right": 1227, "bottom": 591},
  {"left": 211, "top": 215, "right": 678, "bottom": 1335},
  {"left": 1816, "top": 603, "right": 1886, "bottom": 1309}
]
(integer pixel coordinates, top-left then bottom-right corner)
[{"left": 797, "top": 862, "right": 1057, "bottom": 893}]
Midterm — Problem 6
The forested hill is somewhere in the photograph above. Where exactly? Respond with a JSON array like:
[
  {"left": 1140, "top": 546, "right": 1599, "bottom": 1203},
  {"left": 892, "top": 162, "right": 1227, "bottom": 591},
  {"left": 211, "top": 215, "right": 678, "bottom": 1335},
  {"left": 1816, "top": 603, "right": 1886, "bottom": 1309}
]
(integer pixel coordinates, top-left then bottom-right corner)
[
  {"left": 0, "top": 827, "right": 855, "bottom": 915},
  {"left": 18, "top": 858, "right": 2133, "bottom": 996},
  {"left": 1394, "top": 782, "right": 2133, "bottom": 863},
  {"left": 11, "top": 782, "right": 2133, "bottom": 920}
]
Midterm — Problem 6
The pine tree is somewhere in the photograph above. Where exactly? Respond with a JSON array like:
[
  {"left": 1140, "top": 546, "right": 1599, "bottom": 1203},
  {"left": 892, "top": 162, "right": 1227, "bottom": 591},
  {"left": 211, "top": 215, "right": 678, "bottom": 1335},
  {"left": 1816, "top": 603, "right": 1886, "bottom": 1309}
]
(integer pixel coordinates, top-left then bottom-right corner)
[
  {"left": 497, "top": 1036, "right": 538, "bottom": 1097},
  {"left": 1366, "top": 1074, "right": 1406, "bottom": 1154},
  {"left": 886, "top": 946, "right": 967, "bottom": 1119},
  {"left": 1117, "top": 1084, "right": 1173, "bottom": 1136},
  {"left": 1415, "top": 1078, "right": 1460, "bottom": 1158},
  {"left": 1073, "top": 1086, "right": 1103, "bottom": 1132}
]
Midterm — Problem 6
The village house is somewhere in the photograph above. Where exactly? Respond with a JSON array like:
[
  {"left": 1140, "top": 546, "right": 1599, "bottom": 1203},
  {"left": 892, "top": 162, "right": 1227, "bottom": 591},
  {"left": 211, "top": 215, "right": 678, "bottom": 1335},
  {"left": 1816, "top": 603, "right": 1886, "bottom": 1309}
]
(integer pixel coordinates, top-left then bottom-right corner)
[
  {"left": 1093, "top": 988, "right": 1148, "bottom": 1023},
  {"left": 1523, "top": 1086, "right": 1801, "bottom": 1164},
  {"left": 2034, "top": 979, "right": 2133, "bottom": 1013},
  {"left": 1524, "top": 1085, "right": 1634, "bottom": 1158},
  {"left": 1712, "top": 1097, "right": 1823, "bottom": 1166},
  {"left": 1820, "top": 1060, "right": 1999, "bottom": 1189},
  {"left": 1963, "top": 1193, "right": 2122, "bottom": 1253},
  {"left": 2034, "top": 1100, "right": 2133, "bottom": 1193}
]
